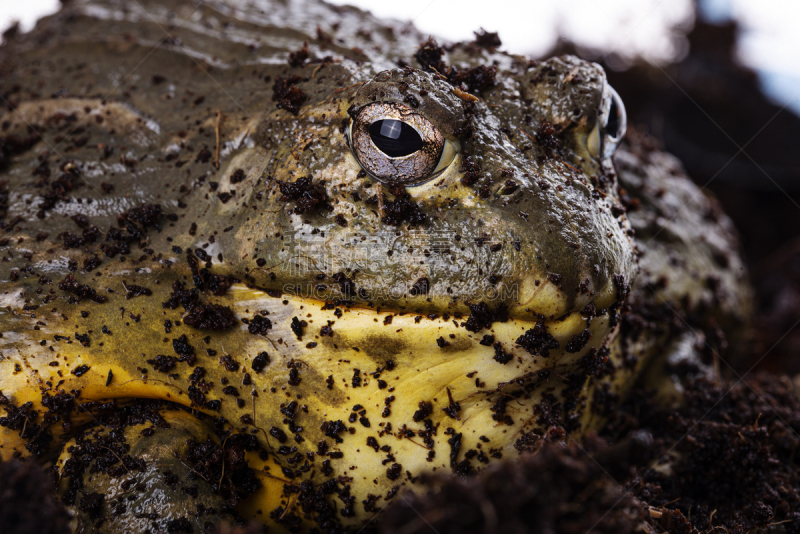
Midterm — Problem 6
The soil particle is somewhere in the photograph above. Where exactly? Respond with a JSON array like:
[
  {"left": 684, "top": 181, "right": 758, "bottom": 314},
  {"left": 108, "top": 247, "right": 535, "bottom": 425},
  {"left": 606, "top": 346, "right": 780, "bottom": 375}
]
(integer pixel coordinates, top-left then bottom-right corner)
[
  {"left": 472, "top": 29, "right": 502, "bottom": 50},
  {"left": 195, "top": 147, "right": 212, "bottom": 163},
  {"left": 162, "top": 281, "right": 199, "bottom": 310},
  {"left": 183, "top": 304, "right": 237, "bottom": 331},
  {"left": 71, "top": 364, "right": 90, "bottom": 377},
  {"left": 250, "top": 352, "right": 269, "bottom": 373},
  {"left": 463, "top": 302, "right": 509, "bottom": 333},
  {"left": 535, "top": 122, "right": 560, "bottom": 153},
  {"left": 381, "top": 186, "right": 427, "bottom": 226},
  {"left": 413, "top": 38, "right": 497, "bottom": 94},
  {"left": 58, "top": 274, "right": 107, "bottom": 303},
  {"left": 412, "top": 401, "right": 433, "bottom": 423},
  {"left": 565, "top": 329, "right": 592, "bottom": 353},
  {"left": 612, "top": 274, "right": 632, "bottom": 303},
  {"left": 172, "top": 334, "right": 196, "bottom": 365},
  {"left": 448, "top": 65, "right": 497, "bottom": 94},
  {"left": 492, "top": 342, "right": 513, "bottom": 364},
  {"left": 229, "top": 169, "right": 246, "bottom": 184},
  {"left": 321, "top": 419, "right": 347, "bottom": 443},
  {"left": 123, "top": 282, "right": 152, "bottom": 299},
  {"left": 269, "top": 426, "right": 287, "bottom": 443},
  {"left": 443, "top": 390, "right": 461, "bottom": 420},
  {"left": 332, "top": 271, "right": 357, "bottom": 299},
  {"left": 516, "top": 320, "right": 560, "bottom": 357},
  {"left": 386, "top": 463, "right": 402, "bottom": 481},
  {"left": 118, "top": 203, "right": 164, "bottom": 236},
  {"left": 278, "top": 176, "right": 330, "bottom": 214},
  {"left": 272, "top": 76, "right": 308, "bottom": 115},
  {"left": 247, "top": 315, "right": 272, "bottom": 336},
  {"left": 459, "top": 155, "right": 482, "bottom": 187},
  {"left": 147, "top": 355, "right": 177, "bottom": 373},
  {"left": 414, "top": 38, "right": 448, "bottom": 74},
  {"left": 288, "top": 41, "right": 310, "bottom": 68},
  {"left": 205, "top": 274, "right": 237, "bottom": 296},
  {"left": 409, "top": 277, "right": 430, "bottom": 296}
]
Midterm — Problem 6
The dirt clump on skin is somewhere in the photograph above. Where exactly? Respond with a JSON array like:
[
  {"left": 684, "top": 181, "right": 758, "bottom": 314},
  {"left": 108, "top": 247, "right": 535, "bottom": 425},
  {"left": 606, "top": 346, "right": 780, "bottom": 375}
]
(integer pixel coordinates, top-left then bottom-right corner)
[
  {"left": 414, "top": 38, "right": 497, "bottom": 94},
  {"left": 381, "top": 192, "right": 427, "bottom": 226},
  {"left": 272, "top": 75, "right": 308, "bottom": 115},
  {"left": 183, "top": 303, "right": 238, "bottom": 330},
  {"left": 277, "top": 176, "right": 330, "bottom": 214}
]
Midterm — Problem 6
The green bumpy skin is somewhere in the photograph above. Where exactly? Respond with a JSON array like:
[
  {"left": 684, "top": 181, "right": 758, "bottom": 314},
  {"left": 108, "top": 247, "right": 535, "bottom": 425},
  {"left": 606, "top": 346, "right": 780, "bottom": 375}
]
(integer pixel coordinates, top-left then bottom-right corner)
[{"left": 0, "top": 0, "right": 750, "bottom": 531}]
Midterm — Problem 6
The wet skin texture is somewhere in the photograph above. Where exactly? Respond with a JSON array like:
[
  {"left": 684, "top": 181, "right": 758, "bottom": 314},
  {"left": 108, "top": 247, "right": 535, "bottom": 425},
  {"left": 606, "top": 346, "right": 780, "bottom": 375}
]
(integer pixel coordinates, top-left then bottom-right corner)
[{"left": 0, "top": 0, "right": 750, "bottom": 532}]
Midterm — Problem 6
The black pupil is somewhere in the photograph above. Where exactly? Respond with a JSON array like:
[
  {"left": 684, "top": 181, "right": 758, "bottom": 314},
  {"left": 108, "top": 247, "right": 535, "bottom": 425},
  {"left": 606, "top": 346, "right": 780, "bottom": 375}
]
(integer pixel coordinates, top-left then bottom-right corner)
[
  {"left": 368, "top": 120, "right": 423, "bottom": 158},
  {"left": 606, "top": 98, "right": 620, "bottom": 139}
]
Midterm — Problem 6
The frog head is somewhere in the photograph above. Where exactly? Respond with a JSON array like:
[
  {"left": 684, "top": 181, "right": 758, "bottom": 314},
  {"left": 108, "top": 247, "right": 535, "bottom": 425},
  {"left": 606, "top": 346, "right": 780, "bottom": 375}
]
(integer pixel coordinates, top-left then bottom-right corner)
[
  {"left": 210, "top": 55, "right": 634, "bottom": 325},
  {"left": 166, "top": 54, "right": 638, "bottom": 526}
]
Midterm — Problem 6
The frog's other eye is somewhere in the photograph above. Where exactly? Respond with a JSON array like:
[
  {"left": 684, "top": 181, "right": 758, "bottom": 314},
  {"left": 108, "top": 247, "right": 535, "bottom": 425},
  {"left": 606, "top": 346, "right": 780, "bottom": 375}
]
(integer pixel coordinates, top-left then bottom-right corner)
[
  {"left": 349, "top": 102, "right": 458, "bottom": 185},
  {"left": 587, "top": 84, "right": 627, "bottom": 160}
]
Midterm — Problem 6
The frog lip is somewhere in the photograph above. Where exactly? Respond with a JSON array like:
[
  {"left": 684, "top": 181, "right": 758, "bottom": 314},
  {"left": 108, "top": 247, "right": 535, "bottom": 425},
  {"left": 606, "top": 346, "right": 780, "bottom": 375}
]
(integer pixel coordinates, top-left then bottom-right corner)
[
  {"left": 249, "top": 273, "right": 572, "bottom": 326},
  {"left": 263, "top": 281, "right": 497, "bottom": 319},
  {"left": 233, "top": 283, "right": 612, "bottom": 375}
]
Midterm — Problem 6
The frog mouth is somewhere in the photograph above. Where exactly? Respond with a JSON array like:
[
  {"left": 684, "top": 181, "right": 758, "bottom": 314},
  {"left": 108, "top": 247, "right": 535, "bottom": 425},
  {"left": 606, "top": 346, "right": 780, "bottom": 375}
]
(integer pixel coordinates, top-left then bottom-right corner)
[{"left": 232, "top": 282, "right": 614, "bottom": 395}]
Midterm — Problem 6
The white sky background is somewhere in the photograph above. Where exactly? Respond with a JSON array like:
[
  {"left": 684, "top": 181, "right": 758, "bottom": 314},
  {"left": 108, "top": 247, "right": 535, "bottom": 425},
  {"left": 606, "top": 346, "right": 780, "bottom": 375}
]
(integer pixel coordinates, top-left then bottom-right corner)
[
  {"left": 1, "top": 0, "right": 799, "bottom": 111},
  {"left": 329, "top": 0, "right": 696, "bottom": 63},
  {"left": 0, "top": 0, "right": 61, "bottom": 36}
]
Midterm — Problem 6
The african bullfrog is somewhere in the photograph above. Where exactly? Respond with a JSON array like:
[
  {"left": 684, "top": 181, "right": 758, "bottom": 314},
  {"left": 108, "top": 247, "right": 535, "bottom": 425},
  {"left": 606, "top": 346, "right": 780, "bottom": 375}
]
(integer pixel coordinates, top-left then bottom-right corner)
[{"left": 0, "top": 0, "right": 750, "bottom": 532}]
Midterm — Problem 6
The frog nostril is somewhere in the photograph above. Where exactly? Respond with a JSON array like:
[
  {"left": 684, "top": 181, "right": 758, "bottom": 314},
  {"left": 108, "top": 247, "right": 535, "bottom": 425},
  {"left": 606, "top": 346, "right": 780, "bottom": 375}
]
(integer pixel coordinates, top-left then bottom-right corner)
[{"left": 497, "top": 180, "right": 519, "bottom": 196}]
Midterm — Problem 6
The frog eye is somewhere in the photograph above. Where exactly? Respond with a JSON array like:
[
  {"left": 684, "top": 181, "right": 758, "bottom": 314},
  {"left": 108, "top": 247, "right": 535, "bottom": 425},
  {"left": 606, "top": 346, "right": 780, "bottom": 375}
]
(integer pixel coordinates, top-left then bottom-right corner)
[
  {"left": 349, "top": 102, "right": 458, "bottom": 185},
  {"left": 587, "top": 84, "right": 627, "bottom": 160}
]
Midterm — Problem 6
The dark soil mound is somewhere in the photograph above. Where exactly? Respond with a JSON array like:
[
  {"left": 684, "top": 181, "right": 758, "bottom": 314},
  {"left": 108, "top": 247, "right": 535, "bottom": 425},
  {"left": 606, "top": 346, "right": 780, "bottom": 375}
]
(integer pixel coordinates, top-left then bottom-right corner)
[
  {"left": 0, "top": 460, "right": 70, "bottom": 534},
  {"left": 380, "top": 373, "right": 800, "bottom": 534},
  {"left": 380, "top": 441, "right": 645, "bottom": 534},
  {"left": 607, "top": 374, "right": 800, "bottom": 534}
]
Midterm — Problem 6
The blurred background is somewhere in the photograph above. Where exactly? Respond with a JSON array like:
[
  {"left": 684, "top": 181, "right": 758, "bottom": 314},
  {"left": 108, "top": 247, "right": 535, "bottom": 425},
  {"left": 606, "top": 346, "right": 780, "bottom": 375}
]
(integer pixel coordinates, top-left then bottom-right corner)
[{"left": 3, "top": 0, "right": 800, "bottom": 367}]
